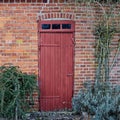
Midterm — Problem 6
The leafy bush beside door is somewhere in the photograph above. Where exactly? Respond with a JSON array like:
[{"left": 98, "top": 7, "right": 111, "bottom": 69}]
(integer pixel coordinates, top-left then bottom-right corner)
[
  {"left": 72, "top": 81, "right": 120, "bottom": 120},
  {"left": 0, "top": 64, "right": 38, "bottom": 120}
]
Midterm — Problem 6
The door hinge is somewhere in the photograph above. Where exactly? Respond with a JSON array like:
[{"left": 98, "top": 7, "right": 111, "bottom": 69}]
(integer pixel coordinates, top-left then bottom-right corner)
[{"left": 72, "top": 38, "right": 75, "bottom": 46}]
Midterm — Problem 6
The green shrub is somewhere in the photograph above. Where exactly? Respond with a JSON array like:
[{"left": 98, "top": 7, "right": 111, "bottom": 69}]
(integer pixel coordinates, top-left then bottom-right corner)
[
  {"left": 0, "top": 64, "right": 38, "bottom": 120},
  {"left": 72, "top": 81, "right": 120, "bottom": 120}
]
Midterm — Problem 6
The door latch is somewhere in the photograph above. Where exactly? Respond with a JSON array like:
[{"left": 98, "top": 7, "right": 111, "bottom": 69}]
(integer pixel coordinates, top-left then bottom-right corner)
[{"left": 67, "top": 73, "right": 73, "bottom": 76}]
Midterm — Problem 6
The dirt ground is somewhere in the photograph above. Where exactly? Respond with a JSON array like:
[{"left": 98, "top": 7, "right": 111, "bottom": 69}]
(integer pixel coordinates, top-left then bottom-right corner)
[{"left": 26, "top": 111, "right": 84, "bottom": 120}]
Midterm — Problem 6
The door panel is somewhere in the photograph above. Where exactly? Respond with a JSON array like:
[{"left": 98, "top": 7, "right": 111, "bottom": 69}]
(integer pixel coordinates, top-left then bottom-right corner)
[
  {"left": 40, "top": 33, "right": 61, "bottom": 111},
  {"left": 60, "top": 33, "right": 73, "bottom": 109}
]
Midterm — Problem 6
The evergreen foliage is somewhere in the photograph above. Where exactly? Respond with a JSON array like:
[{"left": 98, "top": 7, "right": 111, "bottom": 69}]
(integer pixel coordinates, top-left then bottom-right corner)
[{"left": 0, "top": 64, "right": 38, "bottom": 120}]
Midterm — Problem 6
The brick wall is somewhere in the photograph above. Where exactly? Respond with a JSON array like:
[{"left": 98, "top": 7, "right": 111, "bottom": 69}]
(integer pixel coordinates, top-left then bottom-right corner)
[{"left": 0, "top": 2, "right": 120, "bottom": 110}]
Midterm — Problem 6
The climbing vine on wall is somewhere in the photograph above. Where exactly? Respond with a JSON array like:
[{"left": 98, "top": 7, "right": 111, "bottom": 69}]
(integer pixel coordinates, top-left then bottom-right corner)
[
  {"left": 75, "top": 0, "right": 120, "bottom": 82},
  {"left": 72, "top": 1, "right": 120, "bottom": 120},
  {"left": 95, "top": 19, "right": 119, "bottom": 82}
]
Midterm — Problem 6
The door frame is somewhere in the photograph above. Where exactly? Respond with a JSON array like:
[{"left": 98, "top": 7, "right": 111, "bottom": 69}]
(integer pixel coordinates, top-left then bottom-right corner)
[{"left": 38, "top": 20, "right": 75, "bottom": 111}]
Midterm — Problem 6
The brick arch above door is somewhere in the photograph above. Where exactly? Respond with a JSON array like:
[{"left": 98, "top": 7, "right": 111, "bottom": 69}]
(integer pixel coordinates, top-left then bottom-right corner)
[{"left": 37, "top": 13, "right": 75, "bottom": 21}]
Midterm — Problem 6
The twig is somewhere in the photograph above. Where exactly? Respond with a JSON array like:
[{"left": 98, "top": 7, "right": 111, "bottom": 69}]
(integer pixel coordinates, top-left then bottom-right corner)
[{"left": 110, "top": 40, "right": 120, "bottom": 72}]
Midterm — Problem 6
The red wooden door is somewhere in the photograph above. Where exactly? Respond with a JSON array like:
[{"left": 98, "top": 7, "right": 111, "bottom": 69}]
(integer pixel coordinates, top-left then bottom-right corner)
[{"left": 38, "top": 21, "right": 75, "bottom": 111}]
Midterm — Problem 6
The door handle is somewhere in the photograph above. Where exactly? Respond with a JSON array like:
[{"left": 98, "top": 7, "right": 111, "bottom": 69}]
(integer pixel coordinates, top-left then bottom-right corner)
[{"left": 67, "top": 73, "right": 73, "bottom": 76}]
